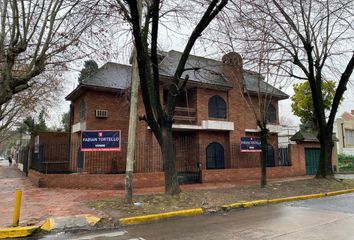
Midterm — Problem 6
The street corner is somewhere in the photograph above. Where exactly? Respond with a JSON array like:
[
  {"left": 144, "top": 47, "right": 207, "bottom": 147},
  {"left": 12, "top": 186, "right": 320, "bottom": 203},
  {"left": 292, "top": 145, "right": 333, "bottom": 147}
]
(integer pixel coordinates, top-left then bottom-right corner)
[
  {"left": 119, "top": 208, "right": 204, "bottom": 226},
  {"left": 0, "top": 226, "right": 39, "bottom": 239},
  {"left": 40, "top": 214, "right": 102, "bottom": 233}
]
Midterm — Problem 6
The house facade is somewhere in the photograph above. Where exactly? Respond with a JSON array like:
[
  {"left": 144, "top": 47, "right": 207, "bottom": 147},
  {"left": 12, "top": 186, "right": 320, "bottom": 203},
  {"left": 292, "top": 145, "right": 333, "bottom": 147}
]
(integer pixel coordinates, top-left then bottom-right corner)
[
  {"left": 60, "top": 50, "right": 301, "bottom": 187},
  {"left": 335, "top": 110, "right": 354, "bottom": 156}
]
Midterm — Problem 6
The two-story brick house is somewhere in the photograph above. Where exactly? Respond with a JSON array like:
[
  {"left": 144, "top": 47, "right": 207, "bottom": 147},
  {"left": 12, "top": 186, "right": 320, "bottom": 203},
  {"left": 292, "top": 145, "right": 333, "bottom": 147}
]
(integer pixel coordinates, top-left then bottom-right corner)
[{"left": 65, "top": 51, "right": 291, "bottom": 184}]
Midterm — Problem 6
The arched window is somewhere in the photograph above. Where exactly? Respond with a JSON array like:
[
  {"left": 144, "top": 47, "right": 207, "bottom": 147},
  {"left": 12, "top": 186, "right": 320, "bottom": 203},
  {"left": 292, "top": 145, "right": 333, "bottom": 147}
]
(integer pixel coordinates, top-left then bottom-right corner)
[
  {"left": 79, "top": 99, "right": 86, "bottom": 121},
  {"left": 206, "top": 142, "right": 225, "bottom": 169},
  {"left": 266, "top": 104, "right": 276, "bottom": 123},
  {"left": 208, "top": 96, "right": 226, "bottom": 119}
]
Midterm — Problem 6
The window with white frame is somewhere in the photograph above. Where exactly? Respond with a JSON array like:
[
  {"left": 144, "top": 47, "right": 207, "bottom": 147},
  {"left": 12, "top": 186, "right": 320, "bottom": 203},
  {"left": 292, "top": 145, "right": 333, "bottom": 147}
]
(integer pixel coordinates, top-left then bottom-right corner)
[{"left": 345, "top": 129, "right": 354, "bottom": 146}]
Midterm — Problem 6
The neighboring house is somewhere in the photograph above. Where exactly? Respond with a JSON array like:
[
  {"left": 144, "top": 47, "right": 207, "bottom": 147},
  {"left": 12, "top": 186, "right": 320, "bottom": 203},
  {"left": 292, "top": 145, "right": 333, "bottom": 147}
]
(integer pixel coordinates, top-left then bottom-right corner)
[{"left": 334, "top": 110, "right": 354, "bottom": 156}]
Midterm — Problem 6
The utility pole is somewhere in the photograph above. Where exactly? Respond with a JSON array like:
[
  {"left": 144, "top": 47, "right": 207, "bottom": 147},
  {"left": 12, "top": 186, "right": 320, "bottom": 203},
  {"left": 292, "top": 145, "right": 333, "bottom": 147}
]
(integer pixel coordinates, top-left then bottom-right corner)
[{"left": 125, "top": 0, "right": 142, "bottom": 204}]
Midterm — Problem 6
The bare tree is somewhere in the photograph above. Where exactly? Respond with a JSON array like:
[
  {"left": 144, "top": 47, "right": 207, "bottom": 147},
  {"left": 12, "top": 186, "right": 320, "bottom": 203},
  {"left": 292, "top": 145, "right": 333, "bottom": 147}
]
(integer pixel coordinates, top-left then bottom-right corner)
[
  {"left": 218, "top": 0, "right": 354, "bottom": 178},
  {"left": 0, "top": 71, "right": 61, "bottom": 138},
  {"left": 116, "top": 0, "right": 228, "bottom": 195},
  {"left": 0, "top": 0, "right": 121, "bottom": 117}
]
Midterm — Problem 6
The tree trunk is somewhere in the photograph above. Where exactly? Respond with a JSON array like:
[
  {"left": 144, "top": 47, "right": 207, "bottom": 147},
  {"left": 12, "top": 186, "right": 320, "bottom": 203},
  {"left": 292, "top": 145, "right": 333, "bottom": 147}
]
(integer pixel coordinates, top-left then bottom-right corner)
[
  {"left": 316, "top": 129, "right": 334, "bottom": 178},
  {"left": 260, "top": 128, "right": 268, "bottom": 188},
  {"left": 160, "top": 125, "right": 181, "bottom": 195}
]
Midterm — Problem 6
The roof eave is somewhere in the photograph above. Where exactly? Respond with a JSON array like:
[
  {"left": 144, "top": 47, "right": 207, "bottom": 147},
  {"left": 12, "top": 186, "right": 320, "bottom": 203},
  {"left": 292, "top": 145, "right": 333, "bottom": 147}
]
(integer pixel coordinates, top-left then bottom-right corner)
[
  {"left": 65, "top": 84, "right": 124, "bottom": 101},
  {"left": 245, "top": 90, "right": 289, "bottom": 100}
]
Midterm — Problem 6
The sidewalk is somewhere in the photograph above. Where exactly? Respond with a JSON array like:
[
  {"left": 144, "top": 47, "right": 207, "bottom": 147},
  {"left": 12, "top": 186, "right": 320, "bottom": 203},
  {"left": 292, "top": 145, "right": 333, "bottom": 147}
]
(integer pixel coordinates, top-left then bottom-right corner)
[{"left": 0, "top": 163, "right": 311, "bottom": 228}]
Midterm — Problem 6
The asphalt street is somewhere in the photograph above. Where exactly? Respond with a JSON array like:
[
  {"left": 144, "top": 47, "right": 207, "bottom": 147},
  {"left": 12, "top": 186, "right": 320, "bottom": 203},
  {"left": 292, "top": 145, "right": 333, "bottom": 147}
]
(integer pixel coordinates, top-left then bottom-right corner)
[{"left": 38, "top": 192, "right": 354, "bottom": 240}]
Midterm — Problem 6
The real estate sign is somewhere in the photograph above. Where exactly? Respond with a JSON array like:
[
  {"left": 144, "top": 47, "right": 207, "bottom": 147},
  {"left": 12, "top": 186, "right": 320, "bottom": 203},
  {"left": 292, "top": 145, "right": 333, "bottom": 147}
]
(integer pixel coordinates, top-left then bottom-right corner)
[
  {"left": 81, "top": 130, "right": 121, "bottom": 152},
  {"left": 240, "top": 137, "right": 262, "bottom": 153}
]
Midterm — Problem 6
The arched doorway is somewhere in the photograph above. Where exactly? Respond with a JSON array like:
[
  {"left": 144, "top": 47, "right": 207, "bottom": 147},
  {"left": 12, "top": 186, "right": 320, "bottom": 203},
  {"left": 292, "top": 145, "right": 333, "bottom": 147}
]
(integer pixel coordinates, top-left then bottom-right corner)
[{"left": 206, "top": 142, "right": 225, "bottom": 169}]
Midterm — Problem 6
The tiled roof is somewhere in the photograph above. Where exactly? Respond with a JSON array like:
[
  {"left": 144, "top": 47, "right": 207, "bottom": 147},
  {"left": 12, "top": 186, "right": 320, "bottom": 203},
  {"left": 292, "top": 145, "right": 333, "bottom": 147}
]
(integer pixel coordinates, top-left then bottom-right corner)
[
  {"left": 158, "top": 50, "right": 232, "bottom": 88},
  {"left": 72, "top": 50, "right": 288, "bottom": 99},
  {"left": 243, "top": 70, "right": 289, "bottom": 99},
  {"left": 341, "top": 111, "right": 354, "bottom": 121},
  {"left": 81, "top": 62, "right": 131, "bottom": 90}
]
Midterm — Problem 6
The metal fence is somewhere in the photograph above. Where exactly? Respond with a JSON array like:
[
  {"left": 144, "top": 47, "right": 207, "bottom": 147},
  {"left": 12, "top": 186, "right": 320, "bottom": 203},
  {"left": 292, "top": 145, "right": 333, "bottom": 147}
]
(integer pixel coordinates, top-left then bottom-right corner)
[{"left": 27, "top": 140, "right": 290, "bottom": 175}]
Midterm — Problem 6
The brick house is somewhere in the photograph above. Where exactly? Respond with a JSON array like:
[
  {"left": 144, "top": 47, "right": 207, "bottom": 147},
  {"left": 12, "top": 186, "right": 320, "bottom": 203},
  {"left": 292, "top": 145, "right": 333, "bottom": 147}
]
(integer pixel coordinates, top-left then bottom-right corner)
[{"left": 63, "top": 50, "right": 296, "bottom": 186}]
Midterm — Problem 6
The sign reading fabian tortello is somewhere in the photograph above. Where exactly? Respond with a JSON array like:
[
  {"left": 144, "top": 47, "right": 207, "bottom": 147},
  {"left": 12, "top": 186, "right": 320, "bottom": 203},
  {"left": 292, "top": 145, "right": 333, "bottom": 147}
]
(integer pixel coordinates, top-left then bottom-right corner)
[
  {"left": 81, "top": 130, "right": 121, "bottom": 152},
  {"left": 240, "top": 137, "right": 262, "bottom": 153}
]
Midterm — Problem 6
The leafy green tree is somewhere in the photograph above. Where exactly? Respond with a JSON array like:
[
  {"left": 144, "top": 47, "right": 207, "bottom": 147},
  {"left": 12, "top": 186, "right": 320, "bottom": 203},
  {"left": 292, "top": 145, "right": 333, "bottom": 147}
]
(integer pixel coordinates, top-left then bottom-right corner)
[
  {"left": 291, "top": 81, "right": 337, "bottom": 131},
  {"left": 17, "top": 109, "right": 47, "bottom": 134},
  {"left": 78, "top": 60, "right": 99, "bottom": 84},
  {"left": 61, "top": 112, "right": 70, "bottom": 132}
]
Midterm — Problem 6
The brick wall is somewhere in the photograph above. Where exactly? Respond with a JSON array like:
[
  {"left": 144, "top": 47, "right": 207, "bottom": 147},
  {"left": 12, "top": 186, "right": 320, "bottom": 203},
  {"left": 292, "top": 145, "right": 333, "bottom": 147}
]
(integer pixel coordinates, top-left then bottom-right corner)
[{"left": 28, "top": 170, "right": 164, "bottom": 190}]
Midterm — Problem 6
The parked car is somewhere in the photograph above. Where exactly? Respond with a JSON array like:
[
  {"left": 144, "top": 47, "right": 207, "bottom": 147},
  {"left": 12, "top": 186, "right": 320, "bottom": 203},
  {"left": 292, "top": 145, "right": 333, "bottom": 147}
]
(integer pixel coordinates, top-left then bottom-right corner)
[{"left": 0, "top": 155, "right": 5, "bottom": 161}]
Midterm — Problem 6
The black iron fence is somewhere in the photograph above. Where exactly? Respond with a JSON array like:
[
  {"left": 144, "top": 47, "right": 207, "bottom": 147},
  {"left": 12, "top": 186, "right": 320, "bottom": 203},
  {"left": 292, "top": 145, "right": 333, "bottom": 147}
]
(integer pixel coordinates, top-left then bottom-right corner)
[{"left": 27, "top": 140, "right": 290, "bottom": 176}]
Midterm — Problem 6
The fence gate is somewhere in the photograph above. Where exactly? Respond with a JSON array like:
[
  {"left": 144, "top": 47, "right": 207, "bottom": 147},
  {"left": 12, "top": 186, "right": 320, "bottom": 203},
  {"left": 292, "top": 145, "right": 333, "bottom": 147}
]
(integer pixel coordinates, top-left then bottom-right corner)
[
  {"left": 177, "top": 163, "right": 202, "bottom": 185},
  {"left": 305, "top": 148, "right": 320, "bottom": 175}
]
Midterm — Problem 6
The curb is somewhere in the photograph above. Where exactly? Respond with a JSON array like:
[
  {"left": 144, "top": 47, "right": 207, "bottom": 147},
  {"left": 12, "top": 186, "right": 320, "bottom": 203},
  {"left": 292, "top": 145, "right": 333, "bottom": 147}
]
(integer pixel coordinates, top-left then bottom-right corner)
[
  {"left": 119, "top": 208, "right": 203, "bottom": 226},
  {"left": 118, "top": 188, "right": 354, "bottom": 226},
  {"left": 221, "top": 189, "right": 354, "bottom": 210},
  {"left": 0, "top": 226, "right": 39, "bottom": 239},
  {"left": 0, "top": 214, "right": 101, "bottom": 239}
]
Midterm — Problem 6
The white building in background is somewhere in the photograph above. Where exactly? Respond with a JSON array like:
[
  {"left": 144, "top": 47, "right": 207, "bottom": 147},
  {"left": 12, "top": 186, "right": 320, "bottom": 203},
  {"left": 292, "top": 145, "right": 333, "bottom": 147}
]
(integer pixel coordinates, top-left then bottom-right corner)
[
  {"left": 278, "top": 125, "right": 300, "bottom": 148},
  {"left": 334, "top": 110, "right": 354, "bottom": 156}
]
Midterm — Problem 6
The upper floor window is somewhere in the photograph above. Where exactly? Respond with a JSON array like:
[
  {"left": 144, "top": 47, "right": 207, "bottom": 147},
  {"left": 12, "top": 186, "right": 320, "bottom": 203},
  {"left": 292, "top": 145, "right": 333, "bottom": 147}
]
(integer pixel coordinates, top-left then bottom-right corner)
[
  {"left": 208, "top": 95, "right": 226, "bottom": 119},
  {"left": 266, "top": 104, "right": 276, "bottom": 123},
  {"left": 79, "top": 99, "right": 86, "bottom": 121}
]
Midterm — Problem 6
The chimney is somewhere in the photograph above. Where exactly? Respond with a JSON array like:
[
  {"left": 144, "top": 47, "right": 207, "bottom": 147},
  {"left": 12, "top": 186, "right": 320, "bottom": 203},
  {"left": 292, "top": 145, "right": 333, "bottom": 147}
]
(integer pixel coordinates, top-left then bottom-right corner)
[{"left": 222, "top": 52, "right": 243, "bottom": 69}]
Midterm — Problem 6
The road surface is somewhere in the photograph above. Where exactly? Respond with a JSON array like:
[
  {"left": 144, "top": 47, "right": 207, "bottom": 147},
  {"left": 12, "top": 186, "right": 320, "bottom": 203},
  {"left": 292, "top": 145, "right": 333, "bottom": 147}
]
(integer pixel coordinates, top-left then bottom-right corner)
[{"left": 38, "top": 192, "right": 354, "bottom": 240}]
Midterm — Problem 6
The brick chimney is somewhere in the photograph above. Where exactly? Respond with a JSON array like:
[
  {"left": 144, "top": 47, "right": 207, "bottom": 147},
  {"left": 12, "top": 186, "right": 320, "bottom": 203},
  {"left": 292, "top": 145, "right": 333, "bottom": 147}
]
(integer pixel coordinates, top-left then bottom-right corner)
[
  {"left": 222, "top": 52, "right": 243, "bottom": 69},
  {"left": 221, "top": 52, "right": 244, "bottom": 87}
]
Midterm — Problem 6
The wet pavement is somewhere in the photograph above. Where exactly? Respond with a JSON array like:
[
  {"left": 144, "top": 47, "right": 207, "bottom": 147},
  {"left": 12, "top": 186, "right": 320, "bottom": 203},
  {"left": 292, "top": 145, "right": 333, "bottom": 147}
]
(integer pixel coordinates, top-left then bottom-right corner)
[{"left": 38, "top": 193, "right": 354, "bottom": 240}]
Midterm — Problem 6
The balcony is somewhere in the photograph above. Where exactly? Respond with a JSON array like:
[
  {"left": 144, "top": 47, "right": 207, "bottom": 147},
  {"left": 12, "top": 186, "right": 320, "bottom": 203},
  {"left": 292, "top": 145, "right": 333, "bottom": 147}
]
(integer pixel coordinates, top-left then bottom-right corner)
[{"left": 174, "top": 107, "right": 197, "bottom": 125}]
